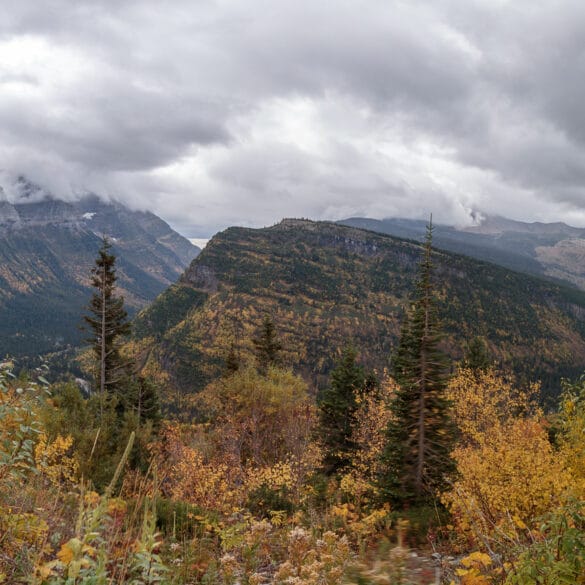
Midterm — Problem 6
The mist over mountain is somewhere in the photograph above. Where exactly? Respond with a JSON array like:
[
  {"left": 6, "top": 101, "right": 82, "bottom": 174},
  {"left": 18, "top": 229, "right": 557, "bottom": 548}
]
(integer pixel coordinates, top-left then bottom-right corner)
[{"left": 0, "top": 178, "right": 199, "bottom": 357}]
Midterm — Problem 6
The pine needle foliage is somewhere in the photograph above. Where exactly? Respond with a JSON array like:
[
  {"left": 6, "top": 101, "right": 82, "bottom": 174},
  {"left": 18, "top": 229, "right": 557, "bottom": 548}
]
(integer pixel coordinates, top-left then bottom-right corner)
[
  {"left": 84, "top": 237, "right": 131, "bottom": 400},
  {"left": 380, "top": 219, "right": 456, "bottom": 506},
  {"left": 318, "top": 346, "right": 374, "bottom": 474},
  {"left": 252, "top": 314, "right": 283, "bottom": 374}
]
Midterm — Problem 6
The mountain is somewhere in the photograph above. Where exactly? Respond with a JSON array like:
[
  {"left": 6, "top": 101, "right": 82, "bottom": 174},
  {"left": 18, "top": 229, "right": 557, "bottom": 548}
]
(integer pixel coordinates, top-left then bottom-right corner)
[
  {"left": 0, "top": 180, "right": 199, "bottom": 357},
  {"left": 134, "top": 219, "right": 585, "bottom": 402},
  {"left": 339, "top": 216, "right": 585, "bottom": 291}
]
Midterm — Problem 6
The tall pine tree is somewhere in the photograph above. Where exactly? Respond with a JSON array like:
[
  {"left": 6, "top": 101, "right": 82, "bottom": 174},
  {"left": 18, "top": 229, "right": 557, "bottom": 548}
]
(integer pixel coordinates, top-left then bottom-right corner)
[
  {"left": 380, "top": 218, "right": 455, "bottom": 505},
  {"left": 84, "top": 238, "right": 131, "bottom": 403},
  {"left": 253, "top": 314, "right": 282, "bottom": 374},
  {"left": 318, "top": 346, "right": 375, "bottom": 474}
]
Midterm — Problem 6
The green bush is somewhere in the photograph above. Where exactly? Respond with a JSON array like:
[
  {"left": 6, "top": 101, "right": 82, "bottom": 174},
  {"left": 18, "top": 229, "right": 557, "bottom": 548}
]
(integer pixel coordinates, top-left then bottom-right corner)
[
  {"left": 506, "top": 499, "right": 585, "bottom": 585},
  {"left": 155, "top": 498, "right": 207, "bottom": 539}
]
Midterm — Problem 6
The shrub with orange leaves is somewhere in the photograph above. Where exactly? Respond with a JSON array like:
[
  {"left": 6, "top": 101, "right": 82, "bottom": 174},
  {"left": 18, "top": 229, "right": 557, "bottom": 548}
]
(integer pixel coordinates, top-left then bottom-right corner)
[{"left": 154, "top": 424, "right": 242, "bottom": 513}]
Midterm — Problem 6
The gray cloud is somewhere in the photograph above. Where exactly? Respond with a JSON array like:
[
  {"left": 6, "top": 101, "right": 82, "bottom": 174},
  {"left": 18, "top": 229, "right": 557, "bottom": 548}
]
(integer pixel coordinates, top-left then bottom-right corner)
[{"left": 1, "top": 0, "right": 585, "bottom": 235}]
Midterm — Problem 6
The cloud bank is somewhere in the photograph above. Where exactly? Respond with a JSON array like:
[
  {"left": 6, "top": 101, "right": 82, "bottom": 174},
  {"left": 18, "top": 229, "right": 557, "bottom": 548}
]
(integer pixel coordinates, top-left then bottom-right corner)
[{"left": 2, "top": 0, "right": 585, "bottom": 235}]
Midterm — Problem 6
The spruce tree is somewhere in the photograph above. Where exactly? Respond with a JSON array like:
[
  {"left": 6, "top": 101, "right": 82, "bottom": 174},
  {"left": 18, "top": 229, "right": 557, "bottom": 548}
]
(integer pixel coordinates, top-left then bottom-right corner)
[
  {"left": 463, "top": 336, "right": 491, "bottom": 373},
  {"left": 252, "top": 315, "right": 282, "bottom": 373},
  {"left": 224, "top": 342, "right": 240, "bottom": 376},
  {"left": 318, "top": 345, "right": 373, "bottom": 474},
  {"left": 120, "top": 375, "right": 162, "bottom": 428},
  {"left": 380, "top": 219, "right": 455, "bottom": 505},
  {"left": 84, "top": 238, "right": 131, "bottom": 403}
]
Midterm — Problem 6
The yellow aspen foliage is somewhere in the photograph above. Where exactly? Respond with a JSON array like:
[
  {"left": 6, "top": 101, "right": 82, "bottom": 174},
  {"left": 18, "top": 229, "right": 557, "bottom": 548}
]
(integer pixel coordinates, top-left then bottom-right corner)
[
  {"left": 333, "top": 376, "right": 395, "bottom": 513},
  {"left": 443, "top": 417, "right": 571, "bottom": 542},
  {"left": 352, "top": 376, "right": 396, "bottom": 481},
  {"left": 557, "top": 378, "right": 585, "bottom": 497},
  {"left": 167, "top": 443, "right": 241, "bottom": 513},
  {"left": 453, "top": 551, "right": 493, "bottom": 584},
  {"left": 34, "top": 433, "right": 78, "bottom": 487},
  {"left": 245, "top": 446, "right": 321, "bottom": 504},
  {"left": 245, "top": 461, "right": 295, "bottom": 493},
  {"left": 446, "top": 367, "right": 539, "bottom": 446}
]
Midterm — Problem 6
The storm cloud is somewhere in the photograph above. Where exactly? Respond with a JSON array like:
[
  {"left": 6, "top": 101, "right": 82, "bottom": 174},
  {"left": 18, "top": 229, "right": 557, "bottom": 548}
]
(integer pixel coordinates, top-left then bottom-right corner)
[{"left": 2, "top": 0, "right": 585, "bottom": 235}]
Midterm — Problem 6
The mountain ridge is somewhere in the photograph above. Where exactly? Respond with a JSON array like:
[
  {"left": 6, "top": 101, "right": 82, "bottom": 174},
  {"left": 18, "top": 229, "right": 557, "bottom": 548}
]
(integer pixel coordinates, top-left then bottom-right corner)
[
  {"left": 134, "top": 219, "right": 585, "bottom": 402},
  {"left": 339, "top": 215, "right": 585, "bottom": 291}
]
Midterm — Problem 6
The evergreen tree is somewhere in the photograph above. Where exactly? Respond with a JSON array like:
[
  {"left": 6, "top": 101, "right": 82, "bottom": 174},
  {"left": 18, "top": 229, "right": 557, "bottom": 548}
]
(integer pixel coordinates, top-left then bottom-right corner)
[
  {"left": 252, "top": 314, "right": 282, "bottom": 373},
  {"left": 224, "top": 342, "right": 240, "bottom": 376},
  {"left": 380, "top": 219, "right": 455, "bottom": 505},
  {"left": 120, "top": 375, "right": 162, "bottom": 428},
  {"left": 318, "top": 345, "right": 374, "bottom": 474},
  {"left": 462, "top": 336, "right": 491, "bottom": 373},
  {"left": 84, "top": 238, "right": 131, "bottom": 403}
]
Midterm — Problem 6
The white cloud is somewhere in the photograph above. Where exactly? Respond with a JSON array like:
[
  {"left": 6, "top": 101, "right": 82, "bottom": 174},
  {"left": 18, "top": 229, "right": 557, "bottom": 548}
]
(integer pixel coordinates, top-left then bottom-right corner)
[{"left": 1, "top": 0, "right": 585, "bottom": 235}]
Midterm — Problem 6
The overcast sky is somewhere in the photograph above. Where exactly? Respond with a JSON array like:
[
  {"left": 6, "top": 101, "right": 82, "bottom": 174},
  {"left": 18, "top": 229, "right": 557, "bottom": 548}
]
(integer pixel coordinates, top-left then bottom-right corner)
[{"left": 2, "top": 1, "right": 585, "bottom": 236}]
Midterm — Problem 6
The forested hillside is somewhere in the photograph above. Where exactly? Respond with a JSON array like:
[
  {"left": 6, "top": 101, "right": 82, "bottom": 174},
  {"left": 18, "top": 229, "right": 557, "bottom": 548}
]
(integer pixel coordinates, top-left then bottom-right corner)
[
  {"left": 0, "top": 189, "right": 199, "bottom": 357},
  {"left": 134, "top": 219, "right": 585, "bottom": 400}
]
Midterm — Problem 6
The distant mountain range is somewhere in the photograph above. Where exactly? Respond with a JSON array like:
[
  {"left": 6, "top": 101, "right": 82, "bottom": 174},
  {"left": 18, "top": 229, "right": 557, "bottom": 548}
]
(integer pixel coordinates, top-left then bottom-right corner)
[
  {"left": 134, "top": 219, "right": 585, "bottom": 402},
  {"left": 339, "top": 216, "right": 585, "bottom": 291},
  {"left": 0, "top": 178, "right": 199, "bottom": 357}
]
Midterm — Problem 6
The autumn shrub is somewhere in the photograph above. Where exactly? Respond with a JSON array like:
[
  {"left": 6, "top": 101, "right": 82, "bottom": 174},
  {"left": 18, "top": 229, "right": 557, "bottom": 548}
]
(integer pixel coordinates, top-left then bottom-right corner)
[
  {"left": 197, "top": 366, "right": 316, "bottom": 468},
  {"left": 246, "top": 483, "right": 295, "bottom": 518},
  {"left": 445, "top": 417, "right": 571, "bottom": 548},
  {"left": 444, "top": 368, "right": 573, "bottom": 555},
  {"left": 40, "top": 381, "right": 159, "bottom": 490},
  {"left": 0, "top": 362, "right": 47, "bottom": 484},
  {"left": 34, "top": 433, "right": 78, "bottom": 489},
  {"left": 33, "top": 433, "right": 171, "bottom": 584},
  {"left": 347, "top": 376, "right": 395, "bottom": 506},
  {"left": 445, "top": 367, "right": 539, "bottom": 447},
  {"left": 557, "top": 374, "right": 585, "bottom": 497},
  {"left": 0, "top": 363, "right": 54, "bottom": 581},
  {"left": 154, "top": 497, "right": 207, "bottom": 539},
  {"left": 274, "top": 528, "right": 352, "bottom": 584},
  {"left": 156, "top": 368, "right": 321, "bottom": 518}
]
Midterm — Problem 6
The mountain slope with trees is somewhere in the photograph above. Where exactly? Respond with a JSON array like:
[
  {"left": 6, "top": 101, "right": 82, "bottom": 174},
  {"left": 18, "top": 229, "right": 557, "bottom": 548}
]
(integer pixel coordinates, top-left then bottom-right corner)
[
  {"left": 0, "top": 179, "right": 199, "bottom": 357},
  {"left": 340, "top": 215, "right": 585, "bottom": 291},
  {"left": 134, "top": 219, "right": 585, "bottom": 401}
]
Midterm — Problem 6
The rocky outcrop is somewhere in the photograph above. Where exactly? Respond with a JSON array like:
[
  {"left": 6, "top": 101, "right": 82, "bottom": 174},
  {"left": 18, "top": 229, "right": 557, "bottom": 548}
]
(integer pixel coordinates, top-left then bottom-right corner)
[{"left": 0, "top": 201, "right": 21, "bottom": 227}]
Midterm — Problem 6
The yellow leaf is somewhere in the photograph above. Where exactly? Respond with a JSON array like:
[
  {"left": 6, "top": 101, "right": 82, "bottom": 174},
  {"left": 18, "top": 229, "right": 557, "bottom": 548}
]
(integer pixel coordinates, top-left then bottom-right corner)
[
  {"left": 513, "top": 516, "right": 527, "bottom": 530},
  {"left": 57, "top": 543, "right": 75, "bottom": 565},
  {"left": 461, "top": 551, "right": 492, "bottom": 568}
]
